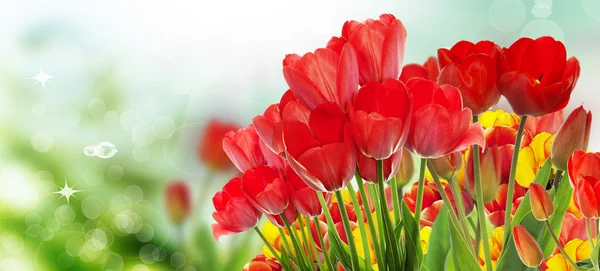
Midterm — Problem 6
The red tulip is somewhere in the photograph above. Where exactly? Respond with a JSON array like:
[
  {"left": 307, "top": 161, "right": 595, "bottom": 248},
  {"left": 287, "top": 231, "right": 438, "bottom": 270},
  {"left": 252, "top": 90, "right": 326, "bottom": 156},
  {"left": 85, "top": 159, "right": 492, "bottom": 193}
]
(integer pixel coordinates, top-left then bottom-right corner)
[
  {"left": 164, "top": 181, "right": 192, "bottom": 225},
  {"left": 212, "top": 178, "right": 262, "bottom": 241},
  {"left": 399, "top": 57, "right": 439, "bottom": 83},
  {"left": 328, "top": 14, "right": 407, "bottom": 85},
  {"left": 242, "top": 165, "right": 290, "bottom": 215},
  {"left": 403, "top": 179, "right": 441, "bottom": 213},
  {"left": 568, "top": 150, "right": 600, "bottom": 188},
  {"left": 529, "top": 183, "right": 554, "bottom": 221},
  {"left": 438, "top": 40, "right": 502, "bottom": 115},
  {"left": 421, "top": 200, "right": 443, "bottom": 227},
  {"left": 283, "top": 102, "right": 356, "bottom": 192},
  {"left": 348, "top": 78, "right": 412, "bottom": 159},
  {"left": 243, "top": 255, "right": 282, "bottom": 271},
  {"left": 287, "top": 166, "right": 330, "bottom": 217},
  {"left": 266, "top": 204, "right": 298, "bottom": 228},
  {"left": 282, "top": 43, "right": 359, "bottom": 111},
  {"left": 485, "top": 183, "right": 527, "bottom": 227},
  {"left": 525, "top": 109, "right": 564, "bottom": 136},
  {"left": 484, "top": 126, "right": 519, "bottom": 182},
  {"left": 222, "top": 125, "right": 266, "bottom": 173},
  {"left": 464, "top": 147, "right": 501, "bottom": 203},
  {"left": 498, "top": 36, "right": 580, "bottom": 116},
  {"left": 357, "top": 150, "right": 401, "bottom": 183},
  {"left": 198, "top": 119, "right": 239, "bottom": 171},
  {"left": 404, "top": 78, "right": 485, "bottom": 158},
  {"left": 513, "top": 225, "right": 544, "bottom": 268},
  {"left": 445, "top": 185, "right": 475, "bottom": 215},
  {"left": 253, "top": 90, "right": 309, "bottom": 155},
  {"left": 559, "top": 213, "right": 596, "bottom": 250},
  {"left": 551, "top": 106, "right": 592, "bottom": 170}
]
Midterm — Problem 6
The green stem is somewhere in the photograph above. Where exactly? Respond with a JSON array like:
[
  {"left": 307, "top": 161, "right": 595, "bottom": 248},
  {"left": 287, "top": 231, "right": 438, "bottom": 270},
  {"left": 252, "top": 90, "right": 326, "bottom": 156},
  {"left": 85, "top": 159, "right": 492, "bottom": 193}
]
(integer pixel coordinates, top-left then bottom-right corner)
[
  {"left": 254, "top": 227, "right": 284, "bottom": 264},
  {"left": 449, "top": 176, "right": 473, "bottom": 247},
  {"left": 347, "top": 183, "right": 374, "bottom": 271},
  {"left": 356, "top": 173, "right": 387, "bottom": 268},
  {"left": 472, "top": 144, "right": 493, "bottom": 271},
  {"left": 414, "top": 158, "right": 427, "bottom": 224},
  {"left": 377, "top": 160, "right": 402, "bottom": 270},
  {"left": 426, "top": 160, "right": 466, "bottom": 240},
  {"left": 587, "top": 218, "right": 595, "bottom": 250},
  {"left": 313, "top": 216, "right": 335, "bottom": 271},
  {"left": 297, "top": 215, "right": 319, "bottom": 271},
  {"left": 474, "top": 216, "right": 481, "bottom": 255},
  {"left": 282, "top": 214, "right": 312, "bottom": 271},
  {"left": 503, "top": 115, "right": 528, "bottom": 242},
  {"left": 390, "top": 177, "right": 402, "bottom": 225},
  {"left": 277, "top": 226, "right": 300, "bottom": 269},
  {"left": 334, "top": 190, "right": 361, "bottom": 270},
  {"left": 318, "top": 192, "right": 349, "bottom": 269},
  {"left": 546, "top": 220, "right": 583, "bottom": 271},
  {"left": 553, "top": 170, "right": 564, "bottom": 188},
  {"left": 369, "top": 183, "right": 387, "bottom": 266}
]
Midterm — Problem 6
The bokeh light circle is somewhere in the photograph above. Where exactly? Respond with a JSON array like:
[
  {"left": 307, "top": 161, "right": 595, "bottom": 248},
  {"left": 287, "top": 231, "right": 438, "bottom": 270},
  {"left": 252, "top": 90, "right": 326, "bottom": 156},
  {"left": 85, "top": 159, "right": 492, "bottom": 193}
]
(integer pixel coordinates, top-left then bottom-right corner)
[
  {"left": 88, "top": 98, "right": 107, "bottom": 116},
  {"left": 104, "top": 111, "right": 120, "bottom": 126},
  {"left": 521, "top": 19, "right": 565, "bottom": 41},
  {"left": 57, "top": 253, "right": 74, "bottom": 268},
  {"left": 1, "top": 232, "right": 24, "bottom": 255},
  {"left": 139, "top": 244, "right": 159, "bottom": 264},
  {"left": 119, "top": 110, "right": 137, "bottom": 132},
  {"left": 489, "top": 0, "right": 526, "bottom": 32},
  {"left": 31, "top": 132, "right": 54, "bottom": 152},
  {"left": 170, "top": 252, "right": 187, "bottom": 268},
  {"left": 583, "top": 0, "right": 600, "bottom": 22},
  {"left": 132, "top": 124, "right": 156, "bottom": 146},
  {"left": 55, "top": 205, "right": 76, "bottom": 225},
  {"left": 136, "top": 224, "right": 155, "bottom": 242},
  {"left": 125, "top": 185, "right": 144, "bottom": 203},
  {"left": 108, "top": 165, "right": 124, "bottom": 180},
  {"left": 82, "top": 196, "right": 105, "bottom": 219},
  {"left": 26, "top": 212, "right": 42, "bottom": 225},
  {"left": 65, "top": 236, "right": 84, "bottom": 256},
  {"left": 84, "top": 165, "right": 105, "bottom": 186},
  {"left": 131, "top": 264, "right": 151, "bottom": 271},
  {"left": 132, "top": 146, "right": 150, "bottom": 162},
  {"left": 163, "top": 122, "right": 208, "bottom": 176},
  {"left": 101, "top": 252, "right": 124, "bottom": 271},
  {"left": 531, "top": 4, "right": 552, "bottom": 18},
  {"left": 153, "top": 116, "right": 176, "bottom": 139}
]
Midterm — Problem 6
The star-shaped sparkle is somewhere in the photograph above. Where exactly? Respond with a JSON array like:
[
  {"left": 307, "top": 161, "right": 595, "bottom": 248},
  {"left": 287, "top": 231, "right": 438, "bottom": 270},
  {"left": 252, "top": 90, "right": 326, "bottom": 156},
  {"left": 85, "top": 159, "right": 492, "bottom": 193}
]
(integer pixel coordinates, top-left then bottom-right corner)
[
  {"left": 30, "top": 66, "right": 54, "bottom": 89},
  {"left": 53, "top": 179, "right": 82, "bottom": 204}
]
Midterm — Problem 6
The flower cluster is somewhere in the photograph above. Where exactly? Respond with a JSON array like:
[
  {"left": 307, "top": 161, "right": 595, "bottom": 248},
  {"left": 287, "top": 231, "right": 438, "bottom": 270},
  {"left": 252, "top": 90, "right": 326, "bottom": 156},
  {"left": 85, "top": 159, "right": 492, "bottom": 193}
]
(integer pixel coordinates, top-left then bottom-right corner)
[{"left": 207, "top": 13, "right": 597, "bottom": 271}]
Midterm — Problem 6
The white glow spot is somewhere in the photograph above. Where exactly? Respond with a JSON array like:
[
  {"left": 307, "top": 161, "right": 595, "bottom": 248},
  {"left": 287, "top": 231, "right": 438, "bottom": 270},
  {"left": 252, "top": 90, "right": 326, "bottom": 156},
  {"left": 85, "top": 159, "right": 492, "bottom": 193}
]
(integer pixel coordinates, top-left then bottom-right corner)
[{"left": 30, "top": 66, "right": 54, "bottom": 89}]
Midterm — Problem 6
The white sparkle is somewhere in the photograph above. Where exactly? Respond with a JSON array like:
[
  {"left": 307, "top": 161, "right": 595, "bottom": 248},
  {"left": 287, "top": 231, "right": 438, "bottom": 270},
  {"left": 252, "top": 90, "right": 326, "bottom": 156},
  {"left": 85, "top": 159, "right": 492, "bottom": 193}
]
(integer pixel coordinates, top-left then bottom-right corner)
[
  {"left": 30, "top": 66, "right": 54, "bottom": 89},
  {"left": 53, "top": 179, "right": 82, "bottom": 204}
]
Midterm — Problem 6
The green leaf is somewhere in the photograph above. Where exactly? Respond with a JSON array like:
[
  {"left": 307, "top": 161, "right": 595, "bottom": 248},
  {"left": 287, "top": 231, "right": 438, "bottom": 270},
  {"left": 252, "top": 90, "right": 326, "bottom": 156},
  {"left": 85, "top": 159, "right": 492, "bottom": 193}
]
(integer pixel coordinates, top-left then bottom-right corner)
[
  {"left": 540, "top": 173, "right": 572, "bottom": 255},
  {"left": 591, "top": 235, "right": 600, "bottom": 271},
  {"left": 447, "top": 209, "right": 480, "bottom": 271},
  {"left": 511, "top": 159, "right": 553, "bottom": 227},
  {"left": 425, "top": 205, "right": 451, "bottom": 271},
  {"left": 402, "top": 201, "right": 423, "bottom": 271}
]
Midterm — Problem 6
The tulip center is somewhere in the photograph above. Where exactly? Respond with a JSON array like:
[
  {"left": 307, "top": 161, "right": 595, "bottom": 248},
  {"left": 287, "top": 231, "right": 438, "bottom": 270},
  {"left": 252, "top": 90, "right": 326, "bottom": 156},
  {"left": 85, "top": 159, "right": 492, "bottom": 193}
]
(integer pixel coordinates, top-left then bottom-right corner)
[{"left": 535, "top": 74, "right": 543, "bottom": 85}]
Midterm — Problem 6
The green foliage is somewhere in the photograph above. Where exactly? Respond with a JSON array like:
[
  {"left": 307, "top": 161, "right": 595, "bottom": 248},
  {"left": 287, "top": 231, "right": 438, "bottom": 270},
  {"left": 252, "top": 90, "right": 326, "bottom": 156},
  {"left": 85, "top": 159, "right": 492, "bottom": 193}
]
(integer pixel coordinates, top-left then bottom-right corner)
[
  {"left": 402, "top": 201, "right": 423, "bottom": 271},
  {"left": 447, "top": 209, "right": 480, "bottom": 271},
  {"left": 424, "top": 206, "right": 451, "bottom": 271}
]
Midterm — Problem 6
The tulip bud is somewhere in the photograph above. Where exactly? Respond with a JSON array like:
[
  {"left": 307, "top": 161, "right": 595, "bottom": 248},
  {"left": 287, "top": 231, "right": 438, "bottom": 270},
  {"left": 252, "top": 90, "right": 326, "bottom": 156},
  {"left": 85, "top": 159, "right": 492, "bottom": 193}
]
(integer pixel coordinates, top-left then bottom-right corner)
[
  {"left": 243, "top": 255, "right": 283, "bottom": 271},
  {"left": 551, "top": 105, "right": 592, "bottom": 170},
  {"left": 164, "top": 181, "right": 192, "bottom": 225},
  {"left": 513, "top": 225, "right": 544, "bottom": 268},
  {"left": 395, "top": 148, "right": 415, "bottom": 186},
  {"left": 529, "top": 183, "right": 554, "bottom": 221},
  {"left": 429, "top": 151, "right": 462, "bottom": 180},
  {"left": 465, "top": 147, "right": 501, "bottom": 203}
]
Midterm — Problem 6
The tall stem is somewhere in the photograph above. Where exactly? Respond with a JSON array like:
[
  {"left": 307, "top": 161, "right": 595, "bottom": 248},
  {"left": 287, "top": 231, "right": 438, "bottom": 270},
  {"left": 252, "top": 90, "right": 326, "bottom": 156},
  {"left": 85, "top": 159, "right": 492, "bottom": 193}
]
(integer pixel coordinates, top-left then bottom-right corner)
[
  {"left": 449, "top": 176, "right": 473, "bottom": 246},
  {"left": 414, "top": 158, "right": 427, "bottom": 224},
  {"left": 334, "top": 190, "right": 361, "bottom": 270},
  {"left": 297, "top": 215, "right": 319, "bottom": 271},
  {"left": 427, "top": 160, "right": 467, "bottom": 241},
  {"left": 313, "top": 216, "right": 335, "bottom": 271},
  {"left": 254, "top": 227, "right": 284, "bottom": 265},
  {"left": 282, "top": 215, "right": 312, "bottom": 271},
  {"left": 503, "top": 115, "right": 528, "bottom": 242},
  {"left": 390, "top": 177, "right": 402, "bottom": 226},
  {"left": 377, "top": 160, "right": 401, "bottom": 270},
  {"left": 347, "top": 183, "right": 374, "bottom": 271},
  {"left": 356, "top": 173, "right": 387, "bottom": 268},
  {"left": 474, "top": 217, "right": 481, "bottom": 255},
  {"left": 545, "top": 220, "right": 583, "bottom": 271},
  {"left": 553, "top": 170, "right": 564, "bottom": 188},
  {"left": 277, "top": 226, "right": 300, "bottom": 269},
  {"left": 587, "top": 218, "right": 595, "bottom": 249}
]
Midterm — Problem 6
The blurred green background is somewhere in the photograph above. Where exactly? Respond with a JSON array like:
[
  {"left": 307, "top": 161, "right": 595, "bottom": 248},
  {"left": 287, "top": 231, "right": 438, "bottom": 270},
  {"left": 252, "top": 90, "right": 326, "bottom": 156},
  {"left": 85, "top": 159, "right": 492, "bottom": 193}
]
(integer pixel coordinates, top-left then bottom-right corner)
[{"left": 1, "top": 0, "right": 600, "bottom": 270}]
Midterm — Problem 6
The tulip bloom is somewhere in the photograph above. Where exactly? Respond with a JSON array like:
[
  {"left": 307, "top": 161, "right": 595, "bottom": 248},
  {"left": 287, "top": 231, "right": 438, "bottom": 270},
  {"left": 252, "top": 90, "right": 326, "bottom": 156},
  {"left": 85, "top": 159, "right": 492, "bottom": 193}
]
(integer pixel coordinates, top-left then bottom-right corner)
[
  {"left": 198, "top": 119, "right": 239, "bottom": 171},
  {"left": 438, "top": 40, "right": 502, "bottom": 115},
  {"left": 516, "top": 132, "right": 554, "bottom": 188},
  {"left": 544, "top": 239, "right": 592, "bottom": 271},
  {"left": 328, "top": 14, "right": 407, "bottom": 85},
  {"left": 357, "top": 150, "right": 401, "bottom": 183},
  {"left": 287, "top": 166, "right": 330, "bottom": 217},
  {"left": 242, "top": 165, "right": 290, "bottom": 215},
  {"left": 283, "top": 102, "right": 356, "bottom": 192},
  {"left": 404, "top": 78, "right": 485, "bottom": 158},
  {"left": 404, "top": 179, "right": 441, "bottom": 213},
  {"left": 222, "top": 125, "right": 266, "bottom": 173},
  {"left": 568, "top": 150, "right": 600, "bottom": 217},
  {"left": 464, "top": 147, "right": 501, "bottom": 203},
  {"left": 282, "top": 44, "right": 359, "bottom": 111},
  {"left": 479, "top": 109, "right": 520, "bottom": 129},
  {"left": 348, "top": 79, "right": 412, "bottom": 159},
  {"left": 243, "top": 255, "right": 282, "bottom": 271},
  {"left": 485, "top": 183, "right": 527, "bottom": 227},
  {"left": 478, "top": 227, "right": 505, "bottom": 270},
  {"left": 395, "top": 148, "right": 415, "bottom": 186},
  {"left": 164, "top": 181, "right": 192, "bottom": 225},
  {"left": 551, "top": 106, "right": 592, "bottom": 170},
  {"left": 266, "top": 204, "right": 299, "bottom": 228},
  {"left": 429, "top": 151, "right": 462, "bottom": 180},
  {"left": 212, "top": 178, "right": 262, "bottom": 241},
  {"left": 513, "top": 225, "right": 544, "bottom": 268},
  {"left": 525, "top": 109, "right": 564, "bottom": 136},
  {"left": 529, "top": 183, "right": 554, "bottom": 221},
  {"left": 498, "top": 36, "right": 581, "bottom": 116},
  {"left": 559, "top": 213, "right": 596, "bottom": 250},
  {"left": 399, "top": 57, "right": 439, "bottom": 83}
]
